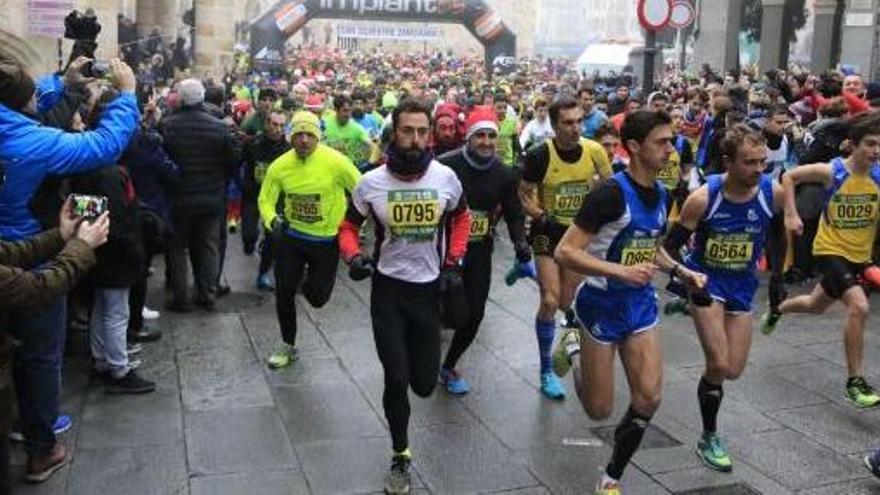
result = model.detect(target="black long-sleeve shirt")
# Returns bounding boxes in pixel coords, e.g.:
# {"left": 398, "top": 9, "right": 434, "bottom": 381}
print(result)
{"left": 437, "top": 147, "right": 527, "bottom": 248}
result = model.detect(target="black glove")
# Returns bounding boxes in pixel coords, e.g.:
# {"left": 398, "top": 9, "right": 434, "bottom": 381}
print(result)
{"left": 439, "top": 266, "right": 464, "bottom": 293}
{"left": 769, "top": 274, "right": 787, "bottom": 312}
{"left": 514, "top": 241, "right": 532, "bottom": 264}
{"left": 439, "top": 265, "right": 468, "bottom": 328}
{"left": 270, "top": 217, "right": 288, "bottom": 243}
{"left": 348, "top": 254, "right": 374, "bottom": 281}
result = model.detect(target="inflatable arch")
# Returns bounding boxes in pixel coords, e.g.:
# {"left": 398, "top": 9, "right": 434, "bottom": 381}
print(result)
{"left": 249, "top": 0, "right": 517, "bottom": 74}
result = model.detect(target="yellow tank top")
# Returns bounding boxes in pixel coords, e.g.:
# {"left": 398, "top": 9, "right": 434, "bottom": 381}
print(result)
{"left": 540, "top": 138, "right": 607, "bottom": 226}
{"left": 813, "top": 159, "right": 880, "bottom": 264}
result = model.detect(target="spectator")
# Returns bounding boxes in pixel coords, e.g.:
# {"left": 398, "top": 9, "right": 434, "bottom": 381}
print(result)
{"left": 0, "top": 202, "right": 109, "bottom": 489}
{"left": 124, "top": 98, "right": 180, "bottom": 343}
{"left": 0, "top": 58, "right": 138, "bottom": 483}
{"left": 159, "top": 78, "right": 241, "bottom": 311}
{"left": 68, "top": 90, "right": 155, "bottom": 393}
{"left": 578, "top": 87, "right": 608, "bottom": 139}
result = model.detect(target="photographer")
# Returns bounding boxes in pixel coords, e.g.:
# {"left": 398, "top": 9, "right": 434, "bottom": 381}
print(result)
{"left": 1, "top": 201, "right": 109, "bottom": 489}
{"left": 0, "top": 57, "right": 138, "bottom": 482}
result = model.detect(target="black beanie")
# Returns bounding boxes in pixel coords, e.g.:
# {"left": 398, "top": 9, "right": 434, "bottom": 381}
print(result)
{"left": 0, "top": 63, "right": 35, "bottom": 111}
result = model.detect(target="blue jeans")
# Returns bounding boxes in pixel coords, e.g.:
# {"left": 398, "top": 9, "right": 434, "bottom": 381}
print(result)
{"left": 9, "top": 296, "right": 66, "bottom": 456}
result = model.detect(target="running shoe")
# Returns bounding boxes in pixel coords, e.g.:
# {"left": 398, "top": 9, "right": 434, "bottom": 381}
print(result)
{"left": 552, "top": 328, "right": 580, "bottom": 378}
{"left": 846, "top": 376, "right": 880, "bottom": 408}
{"left": 267, "top": 346, "right": 297, "bottom": 369}
{"left": 759, "top": 311, "right": 782, "bottom": 336}
{"left": 593, "top": 476, "right": 620, "bottom": 495}
{"left": 863, "top": 451, "right": 880, "bottom": 479}
{"left": 142, "top": 307, "right": 161, "bottom": 320}
{"left": 384, "top": 450, "right": 412, "bottom": 494}
{"left": 696, "top": 431, "right": 733, "bottom": 472}
{"left": 256, "top": 273, "right": 276, "bottom": 292}
{"left": 440, "top": 367, "right": 470, "bottom": 395}
{"left": 504, "top": 260, "right": 537, "bottom": 286}
{"left": 9, "top": 414, "right": 72, "bottom": 443}
{"left": 540, "top": 372, "right": 566, "bottom": 400}
{"left": 126, "top": 342, "right": 144, "bottom": 356}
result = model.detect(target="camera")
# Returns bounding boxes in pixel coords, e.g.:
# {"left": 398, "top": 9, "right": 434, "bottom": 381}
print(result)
{"left": 84, "top": 60, "right": 111, "bottom": 79}
{"left": 64, "top": 9, "right": 101, "bottom": 42}
{"left": 70, "top": 194, "right": 109, "bottom": 221}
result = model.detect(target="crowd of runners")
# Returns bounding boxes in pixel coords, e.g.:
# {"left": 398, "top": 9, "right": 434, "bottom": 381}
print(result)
{"left": 2, "top": 44, "right": 880, "bottom": 495}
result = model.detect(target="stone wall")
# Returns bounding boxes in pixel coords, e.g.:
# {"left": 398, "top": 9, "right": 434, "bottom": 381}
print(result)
{"left": 0, "top": 0, "right": 120, "bottom": 75}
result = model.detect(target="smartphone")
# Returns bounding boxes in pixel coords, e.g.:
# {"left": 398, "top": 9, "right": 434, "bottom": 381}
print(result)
{"left": 70, "top": 194, "right": 108, "bottom": 220}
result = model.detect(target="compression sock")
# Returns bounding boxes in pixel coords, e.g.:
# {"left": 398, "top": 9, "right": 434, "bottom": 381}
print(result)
{"left": 698, "top": 376, "right": 724, "bottom": 434}
{"left": 535, "top": 318, "right": 555, "bottom": 375}
{"left": 606, "top": 406, "right": 651, "bottom": 480}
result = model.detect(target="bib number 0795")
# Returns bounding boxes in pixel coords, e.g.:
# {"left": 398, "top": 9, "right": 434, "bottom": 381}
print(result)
{"left": 391, "top": 202, "right": 437, "bottom": 224}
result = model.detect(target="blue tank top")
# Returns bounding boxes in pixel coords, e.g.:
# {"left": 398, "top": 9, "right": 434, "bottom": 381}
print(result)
{"left": 688, "top": 174, "right": 774, "bottom": 275}
{"left": 587, "top": 171, "right": 668, "bottom": 291}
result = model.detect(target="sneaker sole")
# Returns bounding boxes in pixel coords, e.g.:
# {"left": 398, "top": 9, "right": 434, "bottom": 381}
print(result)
{"left": 695, "top": 446, "right": 733, "bottom": 473}
{"left": 384, "top": 485, "right": 411, "bottom": 495}
{"left": 844, "top": 395, "right": 880, "bottom": 409}
{"left": 105, "top": 386, "right": 156, "bottom": 395}
{"left": 25, "top": 455, "right": 70, "bottom": 483}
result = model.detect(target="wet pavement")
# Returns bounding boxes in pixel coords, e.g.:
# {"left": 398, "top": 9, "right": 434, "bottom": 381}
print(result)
{"left": 9, "top": 229, "right": 880, "bottom": 494}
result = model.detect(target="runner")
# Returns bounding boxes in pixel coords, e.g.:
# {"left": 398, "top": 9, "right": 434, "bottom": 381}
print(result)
{"left": 258, "top": 111, "right": 361, "bottom": 369}
{"left": 436, "top": 107, "right": 530, "bottom": 395}
{"left": 338, "top": 98, "right": 470, "bottom": 495}
{"left": 552, "top": 110, "right": 707, "bottom": 495}
{"left": 241, "top": 110, "right": 289, "bottom": 291}
{"left": 323, "top": 94, "right": 373, "bottom": 169}
{"left": 518, "top": 95, "right": 612, "bottom": 400}
{"left": 660, "top": 124, "right": 785, "bottom": 472}
{"left": 761, "top": 112, "right": 880, "bottom": 408}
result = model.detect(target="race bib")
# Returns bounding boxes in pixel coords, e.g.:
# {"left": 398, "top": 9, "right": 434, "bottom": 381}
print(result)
{"left": 254, "top": 161, "right": 269, "bottom": 184}
{"left": 469, "top": 210, "right": 491, "bottom": 242}
{"left": 657, "top": 163, "right": 680, "bottom": 190}
{"left": 285, "top": 193, "right": 322, "bottom": 224}
{"left": 553, "top": 181, "right": 589, "bottom": 220}
{"left": 620, "top": 237, "right": 656, "bottom": 266}
{"left": 704, "top": 233, "right": 753, "bottom": 270}
{"left": 828, "top": 193, "right": 878, "bottom": 230}
{"left": 387, "top": 189, "right": 440, "bottom": 242}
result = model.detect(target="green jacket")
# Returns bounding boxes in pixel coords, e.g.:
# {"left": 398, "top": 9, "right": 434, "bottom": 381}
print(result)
{"left": 0, "top": 229, "right": 96, "bottom": 434}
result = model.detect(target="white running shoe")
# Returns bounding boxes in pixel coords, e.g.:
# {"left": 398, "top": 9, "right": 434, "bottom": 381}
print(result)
{"left": 142, "top": 307, "right": 161, "bottom": 320}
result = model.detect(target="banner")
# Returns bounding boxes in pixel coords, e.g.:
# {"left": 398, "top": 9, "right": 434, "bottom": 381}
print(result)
{"left": 249, "top": 0, "right": 516, "bottom": 72}
{"left": 336, "top": 23, "right": 441, "bottom": 41}
{"left": 27, "top": 0, "right": 74, "bottom": 38}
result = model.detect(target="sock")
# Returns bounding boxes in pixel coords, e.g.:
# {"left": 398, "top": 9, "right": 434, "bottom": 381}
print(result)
{"left": 606, "top": 406, "right": 651, "bottom": 480}
{"left": 535, "top": 318, "right": 555, "bottom": 374}
{"left": 698, "top": 376, "right": 723, "bottom": 434}
{"left": 600, "top": 471, "right": 619, "bottom": 486}
{"left": 393, "top": 447, "right": 412, "bottom": 460}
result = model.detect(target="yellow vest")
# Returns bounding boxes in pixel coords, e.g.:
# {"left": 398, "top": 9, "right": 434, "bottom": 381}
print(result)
{"left": 813, "top": 160, "right": 880, "bottom": 264}
{"left": 540, "top": 138, "right": 611, "bottom": 226}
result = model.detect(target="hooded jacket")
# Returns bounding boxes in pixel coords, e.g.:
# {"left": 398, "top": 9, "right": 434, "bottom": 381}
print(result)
{"left": 0, "top": 90, "right": 139, "bottom": 241}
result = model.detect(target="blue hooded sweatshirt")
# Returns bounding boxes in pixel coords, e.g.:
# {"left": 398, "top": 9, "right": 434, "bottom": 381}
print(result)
{"left": 0, "top": 88, "right": 139, "bottom": 241}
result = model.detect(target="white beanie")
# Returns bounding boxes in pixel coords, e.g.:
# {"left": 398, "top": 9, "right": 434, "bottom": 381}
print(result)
{"left": 178, "top": 78, "right": 205, "bottom": 106}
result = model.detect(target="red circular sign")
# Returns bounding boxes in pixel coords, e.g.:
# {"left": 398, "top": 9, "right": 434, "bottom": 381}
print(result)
{"left": 668, "top": 0, "right": 695, "bottom": 29}
{"left": 637, "top": 0, "right": 672, "bottom": 31}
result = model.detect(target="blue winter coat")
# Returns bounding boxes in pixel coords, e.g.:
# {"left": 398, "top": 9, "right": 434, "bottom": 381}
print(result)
{"left": 0, "top": 91, "right": 139, "bottom": 241}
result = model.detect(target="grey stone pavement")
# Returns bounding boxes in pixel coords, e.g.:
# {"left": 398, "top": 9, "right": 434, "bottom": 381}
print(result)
{"left": 10, "top": 230, "right": 880, "bottom": 494}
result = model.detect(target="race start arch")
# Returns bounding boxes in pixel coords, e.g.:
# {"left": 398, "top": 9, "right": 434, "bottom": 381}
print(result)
{"left": 249, "top": 0, "right": 516, "bottom": 73}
